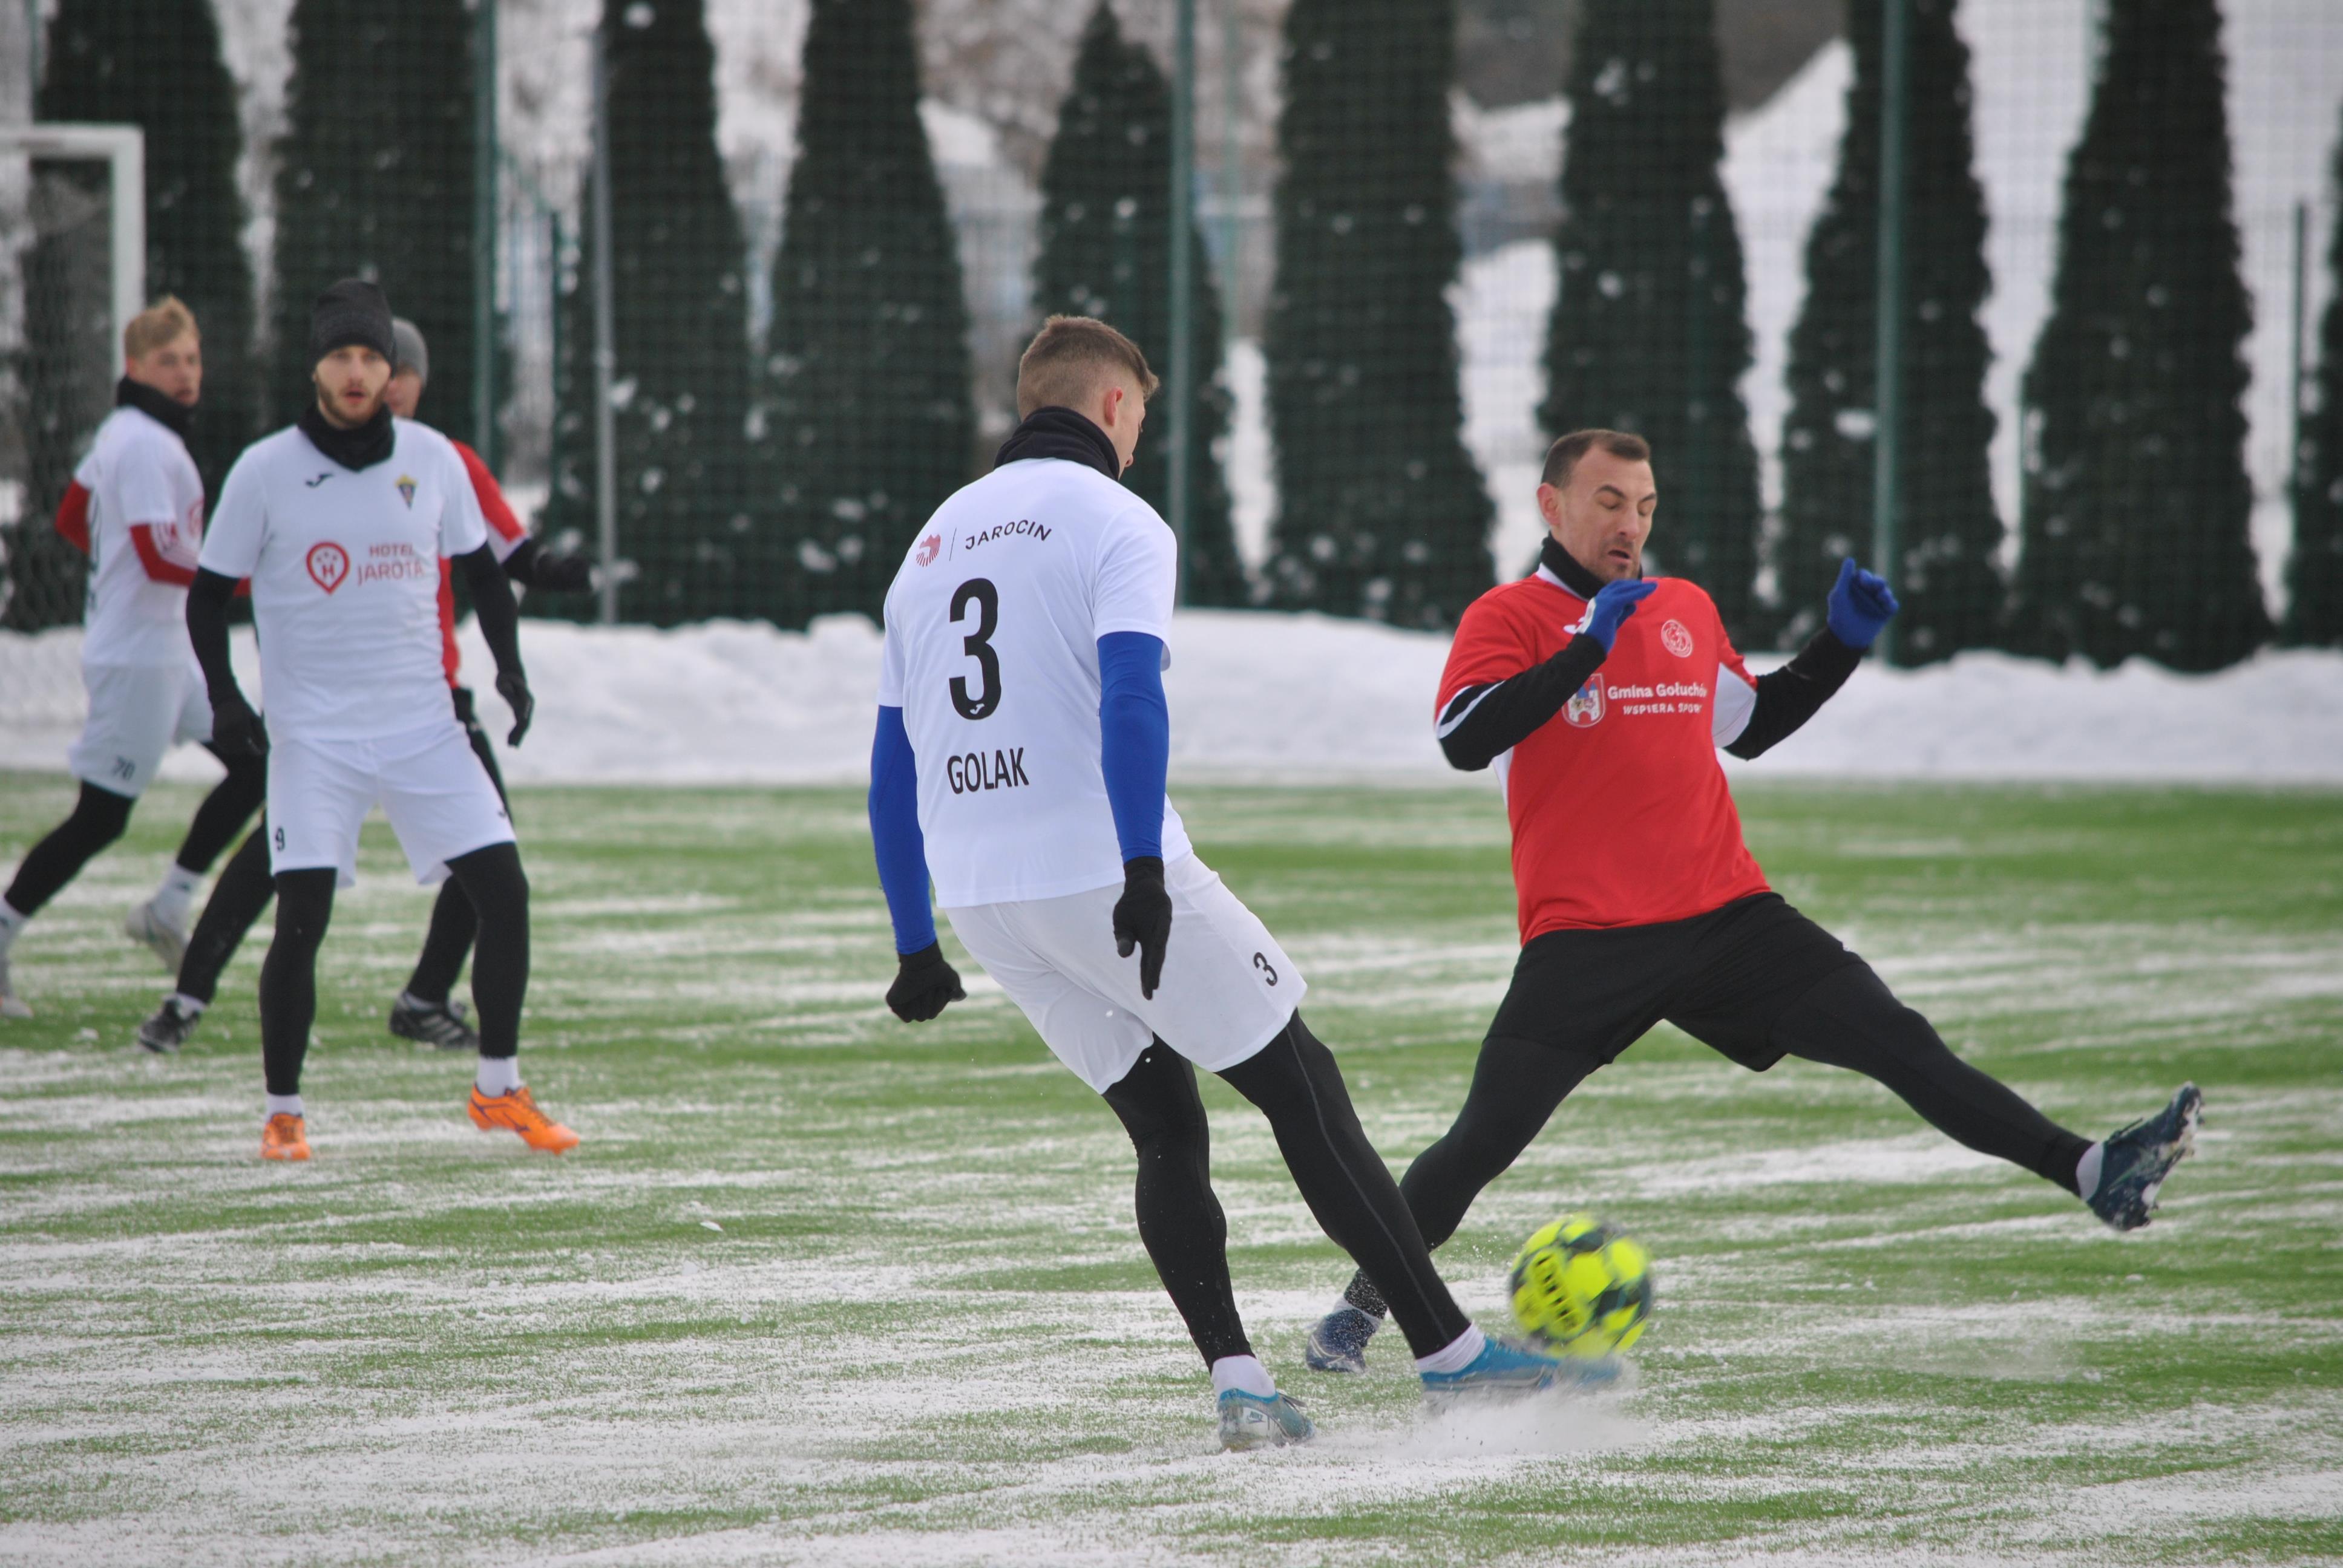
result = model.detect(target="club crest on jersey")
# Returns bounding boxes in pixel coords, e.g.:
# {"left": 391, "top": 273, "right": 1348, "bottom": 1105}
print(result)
{"left": 1564, "top": 678, "right": 1605, "bottom": 728}
{"left": 1660, "top": 618, "right": 1694, "bottom": 658}
{"left": 395, "top": 474, "right": 418, "bottom": 508}
{"left": 916, "top": 534, "right": 941, "bottom": 567}
{"left": 306, "top": 541, "right": 350, "bottom": 595}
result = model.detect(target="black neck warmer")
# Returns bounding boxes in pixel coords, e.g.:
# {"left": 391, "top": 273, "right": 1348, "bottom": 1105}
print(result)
{"left": 298, "top": 399, "right": 396, "bottom": 472}
{"left": 994, "top": 406, "right": 1121, "bottom": 481}
{"left": 116, "top": 377, "right": 195, "bottom": 440}
{"left": 1539, "top": 534, "right": 1616, "bottom": 598}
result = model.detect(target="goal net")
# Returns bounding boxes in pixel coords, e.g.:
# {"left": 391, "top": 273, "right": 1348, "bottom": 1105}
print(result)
{"left": 0, "top": 123, "right": 144, "bottom": 632}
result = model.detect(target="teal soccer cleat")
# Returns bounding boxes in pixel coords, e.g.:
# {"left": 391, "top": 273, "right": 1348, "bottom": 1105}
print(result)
{"left": 1217, "top": 1389, "right": 1314, "bottom": 1451}
{"left": 1420, "top": 1336, "right": 1620, "bottom": 1408}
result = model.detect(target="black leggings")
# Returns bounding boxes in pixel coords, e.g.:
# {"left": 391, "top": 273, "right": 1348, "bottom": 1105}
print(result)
{"left": 1102, "top": 1013, "right": 1470, "bottom": 1364}
{"left": 3, "top": 748, "right": 263, "bottom": 920}
{"left": 174, "top": 825, "right": 275, "bottom": 1004}
{"left": 1344, "top": 963, "right": 2092, "bottom": 1319}
{"left": 5, "top": 782, "right": 133, "bottom": 916}
{"left": 261, "top": 843, "right": 529, "bottom": 1094}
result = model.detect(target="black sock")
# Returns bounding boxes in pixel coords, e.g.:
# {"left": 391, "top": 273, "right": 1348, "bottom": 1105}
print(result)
{"left": 1341, "top": 1031, "right": 1597, "bottom": 1321}
{"left": 1218, "top": 1014, "right": 1472, "bottom": 1361}
{"left": 1101, "top": 1042, "right": 1253, "bottom": 1365}
{"left": 445, "top": 843, "right": 528, "bottom": 1059}
{"left": 404, "top": 878, "right": 477, "bottom": 1005}
{"left": 174, "top": 750, "right": 266, "bottom": 874}
{"left": 260, "top": 870, "right": 336, "bottom": 1096}
{"left": 4, "top": 782, "right": 133, "bottom": 916}
{"left": 173, "top": 826, "right": 276, "bottom": 1006}
{"left": 1775, "top": 964, "right": 2093, "bottom": 1193}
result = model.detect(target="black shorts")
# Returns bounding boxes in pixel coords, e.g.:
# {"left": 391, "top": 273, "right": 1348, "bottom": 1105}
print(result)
{"left": 1486, "top": 892, "right": 1869, "bottom": 1072}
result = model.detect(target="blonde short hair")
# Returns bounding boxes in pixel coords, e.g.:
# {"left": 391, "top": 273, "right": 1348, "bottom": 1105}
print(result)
{"left": 1015, "top": 315, "right": 1158, "bottom": 419}
{"left": 125, "top": 295, "right": 199, "bottom": 361}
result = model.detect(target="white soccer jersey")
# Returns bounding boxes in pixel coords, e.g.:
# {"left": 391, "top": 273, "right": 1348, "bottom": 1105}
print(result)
{"left": 879, "top": 456, "right": 1193, "bottom": 907}
{"left": 76, "top": 405, "right": 206, "bottom": 668}
{"left": 199, "top": 418, "right": 488, "bottom": 742}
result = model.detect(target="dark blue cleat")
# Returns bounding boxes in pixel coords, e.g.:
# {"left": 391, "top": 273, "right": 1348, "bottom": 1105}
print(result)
{"left": 2088, "top": 1083, "right": 2203, "bottom": 1233}
{"left": 1304, "top": 1305, "right": 1380, "bottom": 1374}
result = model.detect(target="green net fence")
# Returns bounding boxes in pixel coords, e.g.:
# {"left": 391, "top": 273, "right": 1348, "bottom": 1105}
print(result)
{"left": 0, "top": 0, "right": 2336, "bottom": 664}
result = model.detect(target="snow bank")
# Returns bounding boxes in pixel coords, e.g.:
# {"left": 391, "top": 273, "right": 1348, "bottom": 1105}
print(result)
{"left": 6, "top": 617, "right": 2338, "bottom": 788}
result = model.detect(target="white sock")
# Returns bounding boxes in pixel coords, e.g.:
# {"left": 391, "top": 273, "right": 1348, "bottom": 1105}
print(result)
{"left": 1414, "top": 1325, "right": 1488, "bottom": 1376}
{"left": 151, "top": 865, "right": 203, "bottom": 924}
{"left": 168, "top": 992, "right": 207, "bottom": 1016}
{"left": 475, "top": 1054, "right": 522, "bottom": 1097}
{"left": 264, "top": 1092, "right": 304, "bottom": 1119}
{"left": 1209, "top": 1354, "right": 1276, "bottom": 1399}
{"left": 0, "top": 899, "right": 27, "bottom": 950}
{"left": 2076, "top": 1142, "right": 2105, "bottom": 1202}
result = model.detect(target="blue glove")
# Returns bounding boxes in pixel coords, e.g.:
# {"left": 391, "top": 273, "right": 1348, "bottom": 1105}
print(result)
{"left": 1580, "top": 578, "right": 1659, "bottom": 652}
{"left": 1825, "top": 558, "right": 1899, "bottom": 648}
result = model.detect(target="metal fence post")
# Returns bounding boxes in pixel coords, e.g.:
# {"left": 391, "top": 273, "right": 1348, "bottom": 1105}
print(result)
{"left": 473, "top": 0, "right": 498, "bottom": 469}
{"left": 1872, "top": 0, "right": 1910, "bottom": 665}
{"left": 1167, "top": 0, "right": 1196, "bottom": 606}
{"left": 591, "top": 21, "right": 619, "bottom": 625}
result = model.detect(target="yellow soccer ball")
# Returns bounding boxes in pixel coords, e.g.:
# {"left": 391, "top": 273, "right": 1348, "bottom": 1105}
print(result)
{"left": 1506, "top": 1212, "right": 1653, "bottom": 1357}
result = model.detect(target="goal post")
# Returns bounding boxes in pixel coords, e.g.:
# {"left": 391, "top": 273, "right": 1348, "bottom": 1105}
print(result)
{"left": 0, "top": 122, "right": 145, "bottom": 630}
{"left": 0, "top": 123, "right": 145, "bottom": 359}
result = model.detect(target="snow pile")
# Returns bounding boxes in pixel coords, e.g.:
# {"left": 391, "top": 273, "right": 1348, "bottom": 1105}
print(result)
{"left": 5, "top": 616, "right": 2338, "bottom": 788}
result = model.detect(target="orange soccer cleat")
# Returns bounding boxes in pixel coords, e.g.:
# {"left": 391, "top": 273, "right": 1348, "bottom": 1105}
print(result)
{"left": 260, "top": 1112, "right": 310, "bottom": 1161}
{"left": 467, "top": 1085, "right": 580, "bottom": 1154}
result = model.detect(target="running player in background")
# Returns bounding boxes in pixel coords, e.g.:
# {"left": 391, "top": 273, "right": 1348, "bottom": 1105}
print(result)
{"left": 1303, "top": 430, "right": 2202, "bottom": 1376}
{"left": 0, "top": 298, "right": 265, "bottom": 1019}
{"left": 135, "top": 318, "right": 593, "bottom": 1056}
{"left": 871, "top": 317, "right": 1591, "bottom": 1452}
{"left": 185, "top": 280, "right": 575, "bottom": 1160}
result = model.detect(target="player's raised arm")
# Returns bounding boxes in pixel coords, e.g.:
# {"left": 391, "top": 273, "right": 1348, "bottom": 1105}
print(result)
{"left": 1435, "top": 579, "right": 1654, "bottom": 771}
{"left": 1717, "top": 557, "right": 1897, "bottom": 759}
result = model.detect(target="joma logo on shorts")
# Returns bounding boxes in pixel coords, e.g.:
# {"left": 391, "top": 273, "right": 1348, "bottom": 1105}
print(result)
{"left": 946, "top": 748, "right": 1030, "bottom": 795}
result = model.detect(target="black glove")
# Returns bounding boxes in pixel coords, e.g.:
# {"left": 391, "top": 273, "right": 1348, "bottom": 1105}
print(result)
{"left": 886, "top": 942, "right": 965, "bottom": 1022}
{"left": 508, "top": 537, "right": 597, "bottom": 593}
{"left": 495, "top": 668, "right": 534, "bottom": 747}
{"left": 210, "top": 688, "right": 267, "bottom": 758}
{"left": 1112, "top": 855, "right": 1173, "bottom": 1000}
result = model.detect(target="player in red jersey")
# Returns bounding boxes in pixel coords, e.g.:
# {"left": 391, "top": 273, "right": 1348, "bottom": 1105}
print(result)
{"left": 1303, "top": 430, "right": 2203, "bottom": 1374}
{"left": 134, "top": 319, "right": 592, "bottom": 1056}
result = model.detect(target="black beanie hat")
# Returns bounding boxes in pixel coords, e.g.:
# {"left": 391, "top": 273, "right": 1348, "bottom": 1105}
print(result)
{"left": 308, "top": 278, "right": 396, "bottom": 368}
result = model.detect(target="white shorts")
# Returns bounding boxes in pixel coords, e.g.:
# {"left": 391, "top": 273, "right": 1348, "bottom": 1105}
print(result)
{"left": 943, "top": 852, "right": 1305, "bottom": 1094}
{"left": 266, "top": 719, "right": 514, "bottom": 889}
{"left": 68, "top": 661, "right": 211, "bottom": 797}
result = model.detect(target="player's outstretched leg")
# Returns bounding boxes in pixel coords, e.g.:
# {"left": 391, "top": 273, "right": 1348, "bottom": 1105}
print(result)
{"left": 256, "top": 868, "right": 336, "bottom": 1160}
{"left": 1772, "top": 965, "right": 2201, "bottom": 1232}
{"left": 139, "top": 822, "right": 275, "bottom": 1053}
{"left": 447, "top": 843, "right": 575, "bottom": 1153}
{"left": 388, "top": 880, "right": 482, "bottom": 1050}
{"left": 1220, "top": 1014, "right": 1593, "bottom": 1403}
{"left": 127, "top": 745, "right": 265, "bottom": 973}
{"left": 1307, "top": 1031, "right": 1599, "bottom": 1374}
{"left": 1101, "top": 1042, "right": 1314, "bottom": 1450}
{"left": 0, "top": 782, "right": 137, "bottom": 1018}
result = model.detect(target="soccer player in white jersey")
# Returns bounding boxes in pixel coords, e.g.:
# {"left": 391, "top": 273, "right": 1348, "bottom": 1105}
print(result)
{"left": 868, "top": 317, "right": 1590, "bottom": 1451}
{"left": 0, "top": 297, "right": 266, "bottom": 1019}
{"left": 186, "top": 279, "right": 577, "bottom": 1161}
{"left": 131, "top": 318, "right": 595, "bottom": 1057}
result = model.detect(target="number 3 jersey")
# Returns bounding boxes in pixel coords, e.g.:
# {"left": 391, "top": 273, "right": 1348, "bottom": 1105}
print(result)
{"left": 198, "top": 418, "right": 488, "bottom": 743}
{"left": 879, "top": 456, "right": 1193, "bottom": 907}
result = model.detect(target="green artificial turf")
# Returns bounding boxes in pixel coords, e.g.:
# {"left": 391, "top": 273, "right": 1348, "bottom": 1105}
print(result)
{"left": 1, "top": 775, "right": 2337, "bottom": 1566}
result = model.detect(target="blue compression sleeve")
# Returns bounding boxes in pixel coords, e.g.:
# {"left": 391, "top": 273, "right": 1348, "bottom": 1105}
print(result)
{"left": 868, "top": 705, "right": 937, "bottom": 954}
{"left": 1098, "top": 632, "right": 1170, "bottom": 863}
